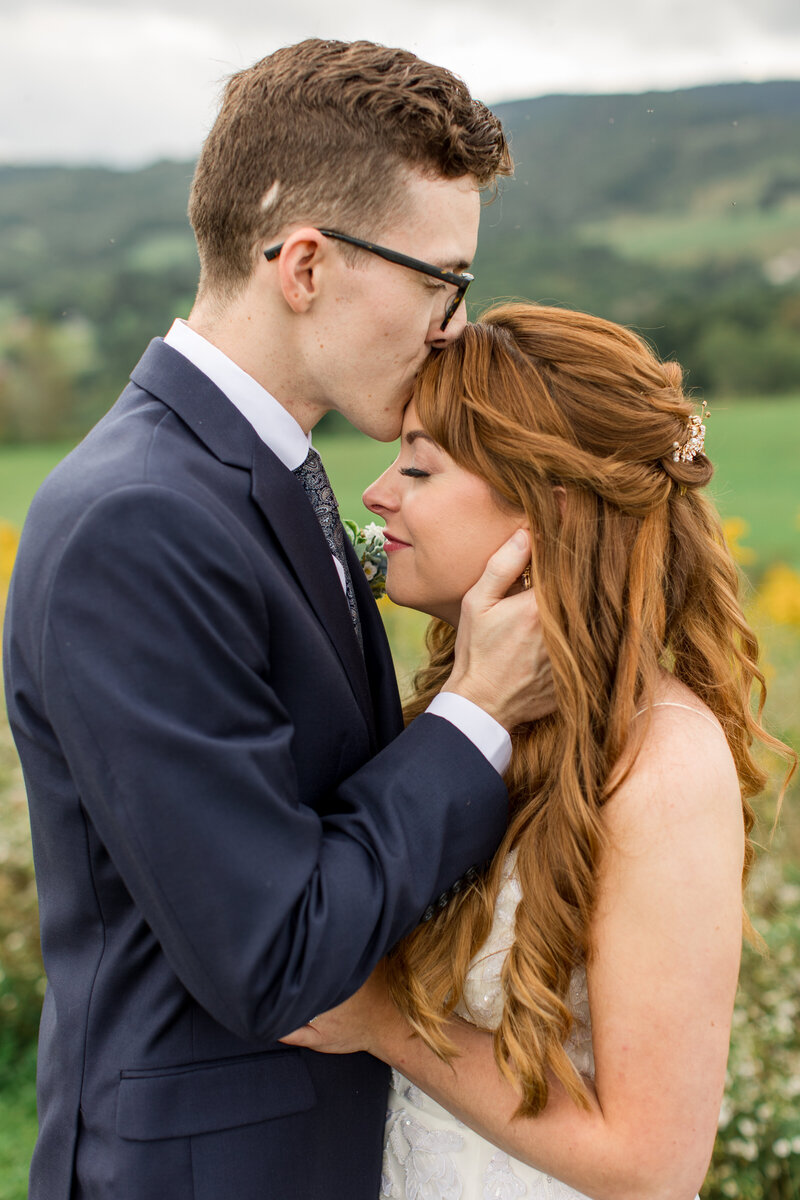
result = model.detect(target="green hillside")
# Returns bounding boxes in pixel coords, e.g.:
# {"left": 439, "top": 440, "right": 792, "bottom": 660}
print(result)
{"left": 1, "top": 81, "right": 799, "bottom": 440}
{"left": 490, "top": 82, "right": 800, "bottom": 225}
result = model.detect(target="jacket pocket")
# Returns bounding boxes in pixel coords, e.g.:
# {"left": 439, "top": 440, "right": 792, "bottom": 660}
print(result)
{"left": 116, "top": 1050, "right": 316, "bottom": 1141}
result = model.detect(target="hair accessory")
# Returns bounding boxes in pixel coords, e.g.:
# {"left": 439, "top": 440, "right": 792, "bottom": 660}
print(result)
{"left": 521, "top": 564, "right": 532, "bottom": 591}
{"left": 673, "top": 402, "right": 708, "bottom": 463}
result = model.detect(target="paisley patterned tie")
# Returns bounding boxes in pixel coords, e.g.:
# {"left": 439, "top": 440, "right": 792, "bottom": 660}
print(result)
{"left": 293, "top": 448, "right": 363, "bottom": 650}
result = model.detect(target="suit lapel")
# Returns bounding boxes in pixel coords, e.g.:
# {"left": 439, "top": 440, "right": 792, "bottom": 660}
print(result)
{"left": 250, "top": 440, "right": 375, "bottom": 737}
{"left": 345, "top": 538, "right": 404, "bottom": 745}
{"left": 130, "top": 339, "right": 377, "bottom": 737}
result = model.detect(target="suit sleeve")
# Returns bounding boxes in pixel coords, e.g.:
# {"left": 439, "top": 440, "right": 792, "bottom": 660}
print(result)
{"left": 42, "top": 484, "right": 507, "bottom": 1041}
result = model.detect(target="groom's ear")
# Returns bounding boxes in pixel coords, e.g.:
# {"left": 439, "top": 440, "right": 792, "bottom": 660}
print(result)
{"left": 269, "top": 227, "right": 327, "bottom": 314}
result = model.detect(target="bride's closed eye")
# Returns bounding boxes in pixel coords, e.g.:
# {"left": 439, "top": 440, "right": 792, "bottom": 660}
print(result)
{"left": 399, "top": 467, "right": 430, "bottom": 479}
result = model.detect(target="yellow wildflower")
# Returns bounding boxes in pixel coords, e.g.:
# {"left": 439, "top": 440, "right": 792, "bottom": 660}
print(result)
{"left": 722, "top": 517, "right": 756, "bottom": 566}
{"left": 0, "top": 521, "right": 20, "bottom": 600}
{"left": 757, "top": 563, "right": 800, "bottom": 629}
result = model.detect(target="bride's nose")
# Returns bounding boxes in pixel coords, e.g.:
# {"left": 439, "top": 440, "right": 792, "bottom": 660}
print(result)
{"left": 362, "top": 465, "right": 399, "bottom": 517}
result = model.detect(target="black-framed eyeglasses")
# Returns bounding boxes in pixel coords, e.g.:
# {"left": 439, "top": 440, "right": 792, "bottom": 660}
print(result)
{"left": 263, "top": 228, "right": 474, "bottom": 331}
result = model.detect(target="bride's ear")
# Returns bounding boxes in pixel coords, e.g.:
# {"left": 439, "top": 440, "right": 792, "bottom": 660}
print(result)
{"left": 552, "top": 485, "right": 567, "bottom": 518}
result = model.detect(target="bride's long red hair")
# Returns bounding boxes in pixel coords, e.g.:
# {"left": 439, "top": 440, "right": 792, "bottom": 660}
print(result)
{"left": 385, "top": 303, "right": 794, "bottom": 1116}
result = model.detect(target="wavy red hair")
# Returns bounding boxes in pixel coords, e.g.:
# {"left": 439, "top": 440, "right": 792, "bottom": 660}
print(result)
{"left": 385, "top": 303, "right": 795, "bottom": 1116}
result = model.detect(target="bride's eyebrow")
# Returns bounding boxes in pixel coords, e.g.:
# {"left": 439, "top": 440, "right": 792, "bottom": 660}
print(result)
{"left": 404, "top": 430, "right": 438, "bottom": 447}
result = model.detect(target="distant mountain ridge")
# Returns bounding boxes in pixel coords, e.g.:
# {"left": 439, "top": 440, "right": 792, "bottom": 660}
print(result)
{"left": 1, "top": 79, "right": 798, "bottom": 287}
{"left": 1, "top": 80, "right": 799, "bottom": 437}
{"left": 488, "top": 79, "right": 800, "bottom": 226}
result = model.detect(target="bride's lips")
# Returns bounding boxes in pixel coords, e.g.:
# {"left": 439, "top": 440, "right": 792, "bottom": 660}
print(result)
{"left": 383, "top": 532, "right": 411, "bottom": 553}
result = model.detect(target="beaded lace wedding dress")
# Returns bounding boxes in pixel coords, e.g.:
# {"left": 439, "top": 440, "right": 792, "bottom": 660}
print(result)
{"left": 382, "top": 701, "right": 716, "bottom": 1199}
{"left": 381, "top": 851, "right": 595, "bottom": 1200}
{"left": 381, "top": 851, "right": 704, "bottom": 1200}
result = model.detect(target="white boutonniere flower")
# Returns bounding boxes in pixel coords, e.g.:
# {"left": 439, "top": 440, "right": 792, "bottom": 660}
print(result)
{"left": 343, "top": 520, "right": 387, "bottom": 600}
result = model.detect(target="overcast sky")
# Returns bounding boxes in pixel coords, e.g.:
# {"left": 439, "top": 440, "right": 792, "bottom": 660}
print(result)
{"left": 3, "top": 0, "right": 800, "bottom": 166}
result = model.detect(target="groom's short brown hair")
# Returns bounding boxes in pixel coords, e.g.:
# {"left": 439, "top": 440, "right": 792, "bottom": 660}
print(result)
{"left": 188, "top": 38, "right": 512, "bottom": 298}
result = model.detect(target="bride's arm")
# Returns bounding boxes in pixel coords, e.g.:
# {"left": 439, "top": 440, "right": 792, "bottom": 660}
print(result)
{"left": 285, "top": 708, "right": 745, "bottom": 1200}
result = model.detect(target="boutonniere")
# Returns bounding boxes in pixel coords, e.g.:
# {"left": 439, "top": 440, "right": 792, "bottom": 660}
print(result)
{"left": 343, "top": 520, "right": 387, "bottom": 600}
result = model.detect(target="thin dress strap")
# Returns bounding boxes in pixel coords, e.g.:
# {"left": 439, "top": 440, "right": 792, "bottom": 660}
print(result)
{"left": 634, "top": 700, "right": 725, "bottom": 736}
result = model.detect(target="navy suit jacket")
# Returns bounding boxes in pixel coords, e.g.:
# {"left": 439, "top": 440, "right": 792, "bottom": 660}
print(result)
{"left": 2, "top": 339, "right": 508, "bottom": 1200}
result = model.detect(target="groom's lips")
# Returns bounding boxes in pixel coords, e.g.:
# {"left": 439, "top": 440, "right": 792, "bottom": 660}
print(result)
{"left": 383, "top": 532, "right": 410, "bottom": 552}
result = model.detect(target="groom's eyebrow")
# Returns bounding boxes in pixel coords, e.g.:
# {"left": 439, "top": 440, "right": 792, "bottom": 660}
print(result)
{"left": 435, "top": 258, "right": 471, "bottom": 272}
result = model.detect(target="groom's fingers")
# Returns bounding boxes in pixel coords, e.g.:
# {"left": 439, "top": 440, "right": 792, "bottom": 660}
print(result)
{"left": 279, "top": 1024, "right": 321, "bottom": 1047}
{"left": 465, "top": 529, "right": 531, "bottom": 612}
{"left": 278, "top": 1021, "right": 360, "bottom": 1056}
{"left": 444, "top": 527, "right": 557, "bottom": 729}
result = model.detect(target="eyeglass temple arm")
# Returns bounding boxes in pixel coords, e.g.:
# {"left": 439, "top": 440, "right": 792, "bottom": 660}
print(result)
{"left": 263, "top": 230, "right": 472, "bottom": 288}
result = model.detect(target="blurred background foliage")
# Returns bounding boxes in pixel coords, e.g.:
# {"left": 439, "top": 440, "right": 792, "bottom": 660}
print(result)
{"left": 0, "top": 78, "right": 799, "bottom": 1199}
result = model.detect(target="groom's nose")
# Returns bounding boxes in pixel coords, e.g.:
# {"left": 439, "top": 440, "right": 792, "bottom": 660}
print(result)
{"left": 426, "top": 296, "right": 469, "bottom": 348}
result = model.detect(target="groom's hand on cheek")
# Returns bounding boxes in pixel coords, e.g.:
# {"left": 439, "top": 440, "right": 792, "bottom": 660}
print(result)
{"left": 442, "top": 530, "right": 556, "bottom": 731}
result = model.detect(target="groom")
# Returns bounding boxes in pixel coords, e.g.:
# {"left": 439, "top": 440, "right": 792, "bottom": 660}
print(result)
{"left": 3, "top": 39, "right": 548, "bottom": 1200}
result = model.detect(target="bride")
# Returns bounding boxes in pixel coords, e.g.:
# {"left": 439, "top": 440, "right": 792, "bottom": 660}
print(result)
{"left": 282, "top": 303, "right": 792, "bottom": 1199}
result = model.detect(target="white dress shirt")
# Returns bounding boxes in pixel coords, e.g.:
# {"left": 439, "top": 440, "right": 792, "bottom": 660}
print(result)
{"left": 163, "top": 319, "right": 511, "bottom": 774}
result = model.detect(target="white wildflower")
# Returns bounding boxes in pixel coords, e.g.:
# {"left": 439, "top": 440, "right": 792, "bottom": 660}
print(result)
{"left": 728, "top": 1139, "right": 758, "bottom": 1161}
{"left": 362, "top": 523, "right": 386, "bottom": 543}
{"left": 778, "top": 883, "right": 800, "bottom": 906}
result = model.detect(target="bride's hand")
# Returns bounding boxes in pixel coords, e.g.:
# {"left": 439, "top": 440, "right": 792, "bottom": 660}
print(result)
{"left": 278, "top": 962, "right": 403, "bottom": 1057}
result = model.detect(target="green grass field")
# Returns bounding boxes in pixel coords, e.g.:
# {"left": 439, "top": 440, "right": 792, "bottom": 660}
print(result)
{"left": 705, "top": 394, "right": 800, "bottom": 570}
{"left": 0, "top": 441, "right": 77, "bottom": 528}
{"left": 2, "top": 394, "right": 798, "bottom": 570}
{"left": 580, "top": 203, "right": 800, "bottom": 266}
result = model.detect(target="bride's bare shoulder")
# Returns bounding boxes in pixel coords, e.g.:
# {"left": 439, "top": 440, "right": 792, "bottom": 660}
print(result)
{"left": 605, "top": 675, "right": 743, "bottom": 852}
{"left": 632, "top": 674, "right": 732, "bottom": 761}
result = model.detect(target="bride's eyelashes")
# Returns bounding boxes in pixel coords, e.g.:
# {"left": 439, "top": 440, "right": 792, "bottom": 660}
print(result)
{"left": 399, "top": 467, "right": 430, "bottom": 479}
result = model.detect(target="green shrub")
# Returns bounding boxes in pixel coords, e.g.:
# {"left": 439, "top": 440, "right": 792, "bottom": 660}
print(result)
{"left": 703, "top": 862, "right": 800, "bottom": 1198}
{"left": 0, "top": 1040, "right": 37, "bottom": 1200}
{"left": 0, "top": 723, "right": 43, "bottom": 1050}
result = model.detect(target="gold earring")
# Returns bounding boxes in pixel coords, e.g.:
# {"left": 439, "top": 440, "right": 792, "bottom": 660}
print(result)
{"left": 522, "top": 564, "right": 532, "bottom": 590}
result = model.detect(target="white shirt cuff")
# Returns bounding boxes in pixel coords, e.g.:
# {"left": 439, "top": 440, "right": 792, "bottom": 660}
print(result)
{"left": 425, "top": 693, "right": 512, "bottom": 776}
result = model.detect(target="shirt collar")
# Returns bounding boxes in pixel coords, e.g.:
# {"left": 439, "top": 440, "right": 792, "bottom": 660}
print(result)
{"left": 163, "top": 318, "right": 311, "bottom": 471}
